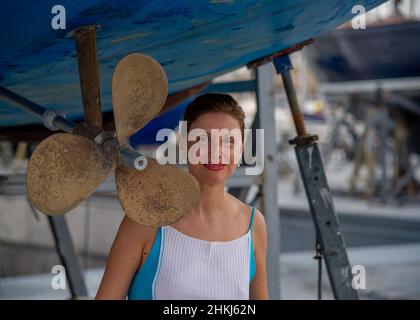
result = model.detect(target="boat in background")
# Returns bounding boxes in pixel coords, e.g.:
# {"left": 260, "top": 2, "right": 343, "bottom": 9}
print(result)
{"left": 306, "top": 19, "right": 420, "bottom": 82}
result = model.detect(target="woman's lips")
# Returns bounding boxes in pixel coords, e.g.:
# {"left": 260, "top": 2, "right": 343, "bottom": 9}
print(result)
{"left": 203, "top": 164, "right": 226, "bottom": 172}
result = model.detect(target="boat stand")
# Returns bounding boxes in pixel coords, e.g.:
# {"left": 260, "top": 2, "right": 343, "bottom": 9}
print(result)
{"left": 277, "top": 54, "right": 358, "bottom": 299}
{"left": 249, "top": 42, "right": 359, "bottom": 299}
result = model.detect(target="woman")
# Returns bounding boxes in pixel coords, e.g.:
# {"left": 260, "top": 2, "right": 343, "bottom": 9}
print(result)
{"left": 95, "top": 93, "right": 269, "bottom": 300}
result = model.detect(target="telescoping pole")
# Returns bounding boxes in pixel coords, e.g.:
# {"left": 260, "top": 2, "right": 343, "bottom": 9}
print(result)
{"left": 273, "top": 54, "right": 359, "bottom": 300}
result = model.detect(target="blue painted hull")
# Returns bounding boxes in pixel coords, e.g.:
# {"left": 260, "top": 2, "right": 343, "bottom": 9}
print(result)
{"left": 0, "top": 0, "right": 385, "bottom": 128}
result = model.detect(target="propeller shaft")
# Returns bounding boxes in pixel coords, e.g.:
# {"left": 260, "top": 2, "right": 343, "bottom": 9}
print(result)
{"left": 73, "top": 25, "right": 103, "bottom": 133}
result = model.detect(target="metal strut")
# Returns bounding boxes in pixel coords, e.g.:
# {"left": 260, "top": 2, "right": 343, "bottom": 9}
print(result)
{"left": 247, "top": 39, "right": 358, "bottom": 299}
{"left": 274, "top": 54, "right": 359, "bottom": 300}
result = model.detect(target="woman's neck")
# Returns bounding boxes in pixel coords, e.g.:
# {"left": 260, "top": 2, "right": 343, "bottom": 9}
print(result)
{"left": 195, "top": 183, "right": 227, "bottom": 219}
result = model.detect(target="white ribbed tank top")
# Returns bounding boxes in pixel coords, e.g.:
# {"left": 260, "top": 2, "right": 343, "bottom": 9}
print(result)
{"left": 154, "top": 224, "right": 251, "bottom": 299}
{"left": 127, "top": 207, "right": 256, "bottom": 300}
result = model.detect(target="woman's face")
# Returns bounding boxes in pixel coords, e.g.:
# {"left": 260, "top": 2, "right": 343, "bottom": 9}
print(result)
{"left": 186, "top": 112, "right": 243, "bottom": 187}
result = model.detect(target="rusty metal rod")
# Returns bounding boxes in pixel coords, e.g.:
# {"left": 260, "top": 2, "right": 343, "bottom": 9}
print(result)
{"left": 280, "top": 70, "right": 307, "bottom": 137}
{"left": 73, "top": 25, "right": 103, "bottom": 133}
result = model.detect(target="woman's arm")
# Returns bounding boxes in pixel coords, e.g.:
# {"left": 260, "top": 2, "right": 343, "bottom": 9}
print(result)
{"left": 249, "top": 209, "right": 269, "bottom": 300}
{"left": 95, "top": 215, "right": 156, "bottom": 299}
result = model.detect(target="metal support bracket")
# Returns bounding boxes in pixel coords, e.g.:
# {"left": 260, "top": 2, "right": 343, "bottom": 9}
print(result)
{"left": 273, "top": 53, "right": 359, "bottom": 300}
{"left": 294, "top": 142, "right": 358, "bottom": 299}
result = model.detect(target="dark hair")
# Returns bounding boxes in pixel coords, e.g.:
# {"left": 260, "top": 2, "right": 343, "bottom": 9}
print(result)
{"left": 183, "top": 93, "right": 245, "bottom": 140}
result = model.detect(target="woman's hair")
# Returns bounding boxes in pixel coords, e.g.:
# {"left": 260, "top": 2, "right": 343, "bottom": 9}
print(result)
{"left": 183, "top": 93, "right": 245, "bottom": 140}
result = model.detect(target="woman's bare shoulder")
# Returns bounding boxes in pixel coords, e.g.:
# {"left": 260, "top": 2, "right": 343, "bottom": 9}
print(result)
{"left": 249, "top": 208, "right": 267, "bottom": 250}
{"left": 248, "top": 206, "right": 266, "bottom": 232}
{"left": 252, "top": 208, "right": 266, "bottom": 230}
{"left": 116, "top": 215, "right": 158, "bottom": 247}
{"left": 227, "top": 193, "right": 263, "bottom": 226}
{"left": 228, "top": 194, "right": 265, "bottom": 230}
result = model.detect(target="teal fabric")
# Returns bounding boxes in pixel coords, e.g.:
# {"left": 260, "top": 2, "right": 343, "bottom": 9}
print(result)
{"left": 127, "top": 227, "right": 162, "bottom": 300}
{"left": 250, "top": 207, "right": 256, "bottom": 282}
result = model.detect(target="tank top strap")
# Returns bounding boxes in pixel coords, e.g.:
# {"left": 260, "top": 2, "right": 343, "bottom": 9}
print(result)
{"left": 248, "top": 207, "right": 256, "bottom": 232}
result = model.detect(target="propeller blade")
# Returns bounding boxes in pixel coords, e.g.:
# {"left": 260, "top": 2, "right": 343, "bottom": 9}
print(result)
{"left": 27, "top": 133, "right": 114, "bottom": 215}
{"left": 115, "top": 159, "right": 200, "bottom": 227}
{"left": 112, "top": 53, "right": 168, "bottom": 142}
